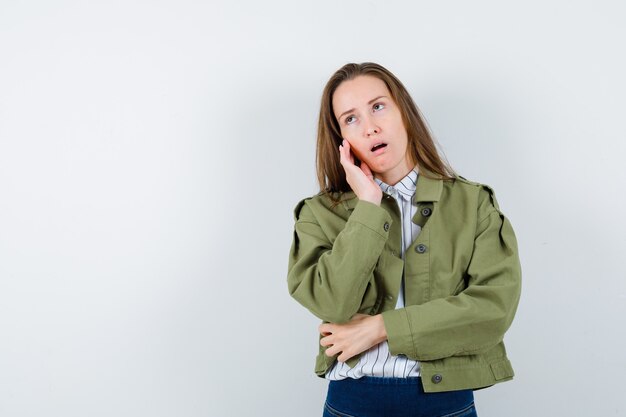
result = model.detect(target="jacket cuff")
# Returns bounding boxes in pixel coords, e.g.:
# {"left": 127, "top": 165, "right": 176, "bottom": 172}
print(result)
{"left": 381, "top": 308, "right": 416, "bottom": 358}
{"left": 347, "top": 200, "right": 393, "bottom": 239}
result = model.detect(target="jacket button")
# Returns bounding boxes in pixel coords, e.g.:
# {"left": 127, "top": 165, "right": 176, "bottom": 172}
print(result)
{"left": 432, "top": 374, "right": 443, "bottom": 384}
{"left": 415, "top": 244, "right": 427, "bottom": 253}
{"left": 421, "top": 207, "right": 432, "bottom": 217}
{"left": 383, "top": 222, "right": 390, "bottom": 231}
{"left": 386, "top": 295, "right": 394, "bottom": 301}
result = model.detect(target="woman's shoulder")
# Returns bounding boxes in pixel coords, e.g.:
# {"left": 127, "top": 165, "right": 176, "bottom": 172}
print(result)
{"left": 449, "top": 174, "right": 504, "bottom": 215}
{"left": 452, "top": 173, "right": 488, "bottom": 188}
{"left": 291, "top": 190, "right": 354, "bottom": 222}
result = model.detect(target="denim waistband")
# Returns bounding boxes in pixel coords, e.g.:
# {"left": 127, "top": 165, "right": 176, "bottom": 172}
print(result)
{"left": 325, "top": 375, "right": 475, "bottom": 417}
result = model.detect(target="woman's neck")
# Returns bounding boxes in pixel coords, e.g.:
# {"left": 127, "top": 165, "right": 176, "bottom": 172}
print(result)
{"left": 375, "top": 161, "right": 418, "bottom": 186}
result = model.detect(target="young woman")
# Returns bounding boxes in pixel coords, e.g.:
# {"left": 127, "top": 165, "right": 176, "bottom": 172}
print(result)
{"left": 287, "top": 62, "right": 522, "bottom": 417}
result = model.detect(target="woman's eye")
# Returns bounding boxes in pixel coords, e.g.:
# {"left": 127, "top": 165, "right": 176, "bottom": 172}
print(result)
{"left": 345, "top": 116, "right": 356, "bottom": 124}
{"left": 373, "top": 103, "right": 385, "bottom": 111}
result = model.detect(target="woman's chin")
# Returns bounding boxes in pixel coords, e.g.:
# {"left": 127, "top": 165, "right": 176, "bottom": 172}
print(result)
{"left": 365, "top": 159, "right": 389, "bottom": 173}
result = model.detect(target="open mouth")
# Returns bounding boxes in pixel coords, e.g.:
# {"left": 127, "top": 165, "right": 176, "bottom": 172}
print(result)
{"left": 371, "top": 142, "right": 387, "bottom": 152}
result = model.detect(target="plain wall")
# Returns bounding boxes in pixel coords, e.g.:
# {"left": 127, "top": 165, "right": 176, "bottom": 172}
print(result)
{"left": 1, "top": 1, "right": 625, "bottom": 416}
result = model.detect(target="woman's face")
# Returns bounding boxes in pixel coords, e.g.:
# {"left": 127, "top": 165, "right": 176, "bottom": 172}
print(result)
{"left": 332, "top": 75, "right": 414, "bottom": 183}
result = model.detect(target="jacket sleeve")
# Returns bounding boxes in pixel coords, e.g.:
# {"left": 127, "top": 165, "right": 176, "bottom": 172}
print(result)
{"left": 381, "top": 186, "right": 522, "bottom": 361}
{"left": 287, "top": 198, "right": 392, "bottom": 324}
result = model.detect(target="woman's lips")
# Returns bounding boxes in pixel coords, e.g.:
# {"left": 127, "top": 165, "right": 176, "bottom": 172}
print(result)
{"left": 371, "top": 143, "right": 388, "bottom": 155}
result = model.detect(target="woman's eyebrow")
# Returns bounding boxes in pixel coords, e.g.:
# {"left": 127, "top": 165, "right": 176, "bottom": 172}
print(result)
{"left": 337, "top": 95, "right": 388, "bottom": 120}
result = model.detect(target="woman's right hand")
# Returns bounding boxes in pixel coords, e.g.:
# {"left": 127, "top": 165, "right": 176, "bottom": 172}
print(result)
{"left": 339, "top": 139, "right": 382, "bottom": 206}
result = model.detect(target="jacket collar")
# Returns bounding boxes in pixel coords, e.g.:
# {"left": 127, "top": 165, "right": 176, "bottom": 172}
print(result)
{"left": 412, "top": 166, "right": 443, "bottom": 204}
{"left": 340, "top": 166, "right": 443, "bottom": 211}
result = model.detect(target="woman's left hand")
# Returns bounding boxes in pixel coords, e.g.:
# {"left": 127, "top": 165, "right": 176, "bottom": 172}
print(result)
{"left": 319, "top": 313, "right": 388, "bottom": 363}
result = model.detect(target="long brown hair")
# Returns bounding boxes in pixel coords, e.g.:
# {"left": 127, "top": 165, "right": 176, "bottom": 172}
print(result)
{"left": 316, "top": 62, "right": 456, "bottom": 203}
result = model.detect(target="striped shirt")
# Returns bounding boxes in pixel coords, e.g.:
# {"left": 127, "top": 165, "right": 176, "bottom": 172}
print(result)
{"left": 325, "top": 166, "right": 422, "bottom": 380}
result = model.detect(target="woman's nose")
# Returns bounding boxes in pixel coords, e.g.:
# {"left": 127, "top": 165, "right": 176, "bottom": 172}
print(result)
{"left": 364, "top": 115, "right": 380, "bottom": 136}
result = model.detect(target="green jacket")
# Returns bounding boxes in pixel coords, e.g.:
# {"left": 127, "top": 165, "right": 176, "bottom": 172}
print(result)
{"left": 286, "top": 169, "right": 522, "bottom": 392}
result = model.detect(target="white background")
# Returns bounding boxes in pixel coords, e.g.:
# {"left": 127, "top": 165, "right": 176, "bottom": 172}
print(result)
{"left": 1, "top": 1, "right": 625, "bottom": 416}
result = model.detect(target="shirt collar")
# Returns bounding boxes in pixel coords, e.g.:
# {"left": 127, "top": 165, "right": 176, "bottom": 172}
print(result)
{"left": 374, "top": 166, "right": 419, "bottom": 200}
{"left": 338, "top": 165, "right": 444, "bottom": 211}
